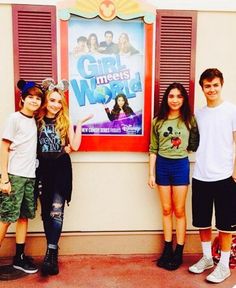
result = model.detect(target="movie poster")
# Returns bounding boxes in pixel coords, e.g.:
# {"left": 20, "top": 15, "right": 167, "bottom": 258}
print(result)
{"left": 68, "top": 16, "right": 145, "bottom": 135}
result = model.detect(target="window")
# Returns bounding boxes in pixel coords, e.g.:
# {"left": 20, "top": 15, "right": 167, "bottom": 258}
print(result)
{"left": 12, "top": 4, "right": 57, "bottom": 110}
{"left": 154, "top": 10, "right": 197, "bottom": 115}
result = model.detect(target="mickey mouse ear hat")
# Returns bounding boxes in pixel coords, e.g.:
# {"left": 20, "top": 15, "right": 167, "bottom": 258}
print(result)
{"left": 17, "top": 79, "right": 38, "bottom": 98}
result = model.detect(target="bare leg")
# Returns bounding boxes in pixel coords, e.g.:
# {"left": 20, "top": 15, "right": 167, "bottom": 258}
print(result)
{"left": 199, "top": 228, "right": 212, "bottom": 242}
{"left": 157, "top": 185, "right": 173, "bottom": 242}
{"left": 16, "top": 218, "right": 28, "bottom": 244}
{"left": 172, "top": 185, "right": 188, "bottom": 245}
{"left": 219, "top": 232, "right": 232, "bottom": 252}
{"left": 0, "top": 221, "right": 10, "bottom": 246}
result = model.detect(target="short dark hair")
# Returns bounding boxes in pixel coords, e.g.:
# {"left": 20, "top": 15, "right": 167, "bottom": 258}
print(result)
{"left": 105, "top": 31, "right": 113, "bottom": 37}
{"left": 77, "top": 36, "right": 87, "bottom": 43}
{"left": 199, "top": 68, "right": 224, "bottom": 88}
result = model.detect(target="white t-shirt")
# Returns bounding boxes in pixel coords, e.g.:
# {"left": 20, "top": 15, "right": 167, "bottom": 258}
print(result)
{"left": 2, "top": 111, "right": 37, "bottom": 178}
{"left": 193, "top": 101, "right": 236, "bottom": 181}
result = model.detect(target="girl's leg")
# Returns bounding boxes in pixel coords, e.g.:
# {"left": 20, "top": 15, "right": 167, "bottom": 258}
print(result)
{"left": 40, "top": 193, "right": 51, "bottom": 244}
{"left": 165, "top": 185, "right": 188, "bottom": 270}
{"left": 157, "top": 185, "right": 173, "bottom": 242}
{"left": 40, "top": 192, "right": 65, "bottom": 247}
{"left": 172, "top": 185, "right": 188, "bottom": 245}
{"left": 46, "top": 192, "right": 65, "bottom": 247}
{"left": 156, "top": 185, "right": 174, "bottom": 268}
{"left": 41, "top": 192, "right": 65, "bottom": 276}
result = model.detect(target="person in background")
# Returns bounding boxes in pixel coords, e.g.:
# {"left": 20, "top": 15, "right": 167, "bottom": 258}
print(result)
{"left": 118, "top": 32, "right": 139, "bottom": 56}
{"left": 72, "top": 36, "right": 88, "bottom": 58}
{"left": 36, "top": 78, "right": 92, "bottom": 276}
{"left": 189, "top": 68, "right": 236, "bottom": 283}
{"left": 98, "top": 30, "right": 119, "bottom": 54}
{"left": 148, "top": 82, "right": 199, "bottom": 271}
{"left": 104, "top": 93, "right": 135, "bottom": 122}
{"left": 87, "top": 33, "right": 100, "bottom": 54}
{"left": 0, "top": 79, "right": 44, "bottom": 273}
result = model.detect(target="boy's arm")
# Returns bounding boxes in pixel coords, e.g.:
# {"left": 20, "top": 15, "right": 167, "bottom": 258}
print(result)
{"left": 0, "top": 139, "right": 11, "bottom": 194}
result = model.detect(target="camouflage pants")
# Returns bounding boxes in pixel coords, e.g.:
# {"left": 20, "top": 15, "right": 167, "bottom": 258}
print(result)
{"left": 0, "top": 174, "right": 36, "bottom": 223}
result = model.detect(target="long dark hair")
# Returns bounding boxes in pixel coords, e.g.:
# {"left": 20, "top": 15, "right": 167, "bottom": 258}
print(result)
{"left": 156, "top": 82, "right": 192, "bottom": 129}
{"left": 111, "top": 94, "right": 134, "bottom": 117}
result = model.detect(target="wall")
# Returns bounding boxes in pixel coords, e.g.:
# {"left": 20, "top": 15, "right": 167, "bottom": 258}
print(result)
{"left": 194, "top": 11, "right": 236, "bottom": 109}
{"left": 1, "top": 3, "right": 236, "bottom": 255}
{"left": 0, "top": 5, "right": 14, "bottom": 136}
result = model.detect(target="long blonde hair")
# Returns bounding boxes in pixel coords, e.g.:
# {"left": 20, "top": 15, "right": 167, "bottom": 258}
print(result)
{"left": 37, "top": 89, "right": 70, "bottom": 141}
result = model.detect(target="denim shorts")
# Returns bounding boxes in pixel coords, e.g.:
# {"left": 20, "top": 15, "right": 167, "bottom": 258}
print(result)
{"left": 155, "top": 154, "right": 190, "bottom": 186}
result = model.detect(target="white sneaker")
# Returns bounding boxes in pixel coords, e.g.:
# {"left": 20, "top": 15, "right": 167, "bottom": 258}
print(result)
{"left": 206, "top": 262, "right": 231, "bottom": 283}
{"left": 189, "top": 255, "right": 214, "bottom": 274}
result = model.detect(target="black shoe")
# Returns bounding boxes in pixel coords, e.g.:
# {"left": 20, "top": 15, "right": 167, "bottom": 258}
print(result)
{"left": 13, "top": 253, "right": 38, "bottom": 274}
{"left": 165, "top": 255, "right": 183, "bottom": 270}
{"left": 156, "top": 241, "right": 173, "bottom": 268}
{"left": 41, "top": 248, "right": 59, "bottom": 276}
{"left": 165, "top": 243, "right": 184, "bottom": 270}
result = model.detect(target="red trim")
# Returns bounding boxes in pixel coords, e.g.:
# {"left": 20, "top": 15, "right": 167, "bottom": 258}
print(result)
{"left": 60, "top": 20, "right": 153, "bottom": 152}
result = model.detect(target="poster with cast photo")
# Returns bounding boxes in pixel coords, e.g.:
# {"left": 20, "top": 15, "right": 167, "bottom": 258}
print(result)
{"left": 68, "top": 16, "right": 145, "bottom": 135}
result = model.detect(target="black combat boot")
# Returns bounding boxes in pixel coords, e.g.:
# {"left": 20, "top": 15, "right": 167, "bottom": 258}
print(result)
{"left": 41, "top": 247, "right": 59, "bottom": 276}
{"left": 165, "top": 243, "right": 184, "bottom": 270}
{"left": 156, "top": 241, "right": 173, "bottom": 268}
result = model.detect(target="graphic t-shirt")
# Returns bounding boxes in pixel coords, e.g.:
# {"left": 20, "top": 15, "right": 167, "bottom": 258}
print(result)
{"left": 149, "top": 117, "right": 192, "bottom": 159}
{"left": 38, "top": 117, "right": 66, "bottom": 159}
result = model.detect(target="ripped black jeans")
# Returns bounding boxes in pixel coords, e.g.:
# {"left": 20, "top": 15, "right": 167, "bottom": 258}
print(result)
{"left": 40, "top": 191, "right": 65, "bottom": 249}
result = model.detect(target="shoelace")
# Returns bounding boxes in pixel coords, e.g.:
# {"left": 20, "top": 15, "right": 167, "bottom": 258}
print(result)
{"left": 194, "top": 257, "right": 210, "bottom": 269}
{"left": 210, "top": 263, "right": 228, "bottom": 278}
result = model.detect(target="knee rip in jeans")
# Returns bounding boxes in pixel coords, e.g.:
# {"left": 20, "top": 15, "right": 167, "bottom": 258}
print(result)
{"left": 50, "top": 202, "right": 64, "bottom": 222}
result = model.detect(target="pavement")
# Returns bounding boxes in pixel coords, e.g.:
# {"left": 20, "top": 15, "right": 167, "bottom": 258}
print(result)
{"left": 0, "top": 254, "right": 236, "bottom": 288}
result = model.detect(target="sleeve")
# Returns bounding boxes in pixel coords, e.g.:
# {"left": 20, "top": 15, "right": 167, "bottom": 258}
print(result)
{"left": 105, "top": 108, "right": 115, "bottom": 121}
{"left": 2, "top": 113, "right": 17, "bottom": 142}
{"left": 127, "top": 107, "right": 135, "bottom": 116}
{"left": 232, "top": 105, "right": 236, "bottom": 132}
{"left": 149, "top": 118, "right": 159, "bottom": 154}
{"left": 187, "top": 116, "right": 200, "bottom": 152}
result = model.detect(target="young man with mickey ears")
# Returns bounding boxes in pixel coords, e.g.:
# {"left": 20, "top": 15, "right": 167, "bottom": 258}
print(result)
{"left": 189, "top": 68, "right": 236, "bottom": 283}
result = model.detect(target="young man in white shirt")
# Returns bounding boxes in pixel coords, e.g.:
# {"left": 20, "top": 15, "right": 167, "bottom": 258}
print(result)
{"left": 189, "top": 68, "right": 236, "bottom": 283}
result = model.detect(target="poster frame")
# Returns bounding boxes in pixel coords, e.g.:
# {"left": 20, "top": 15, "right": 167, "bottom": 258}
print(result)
{"left": 60, "top": 17, "right": 153, "bottom": 152}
